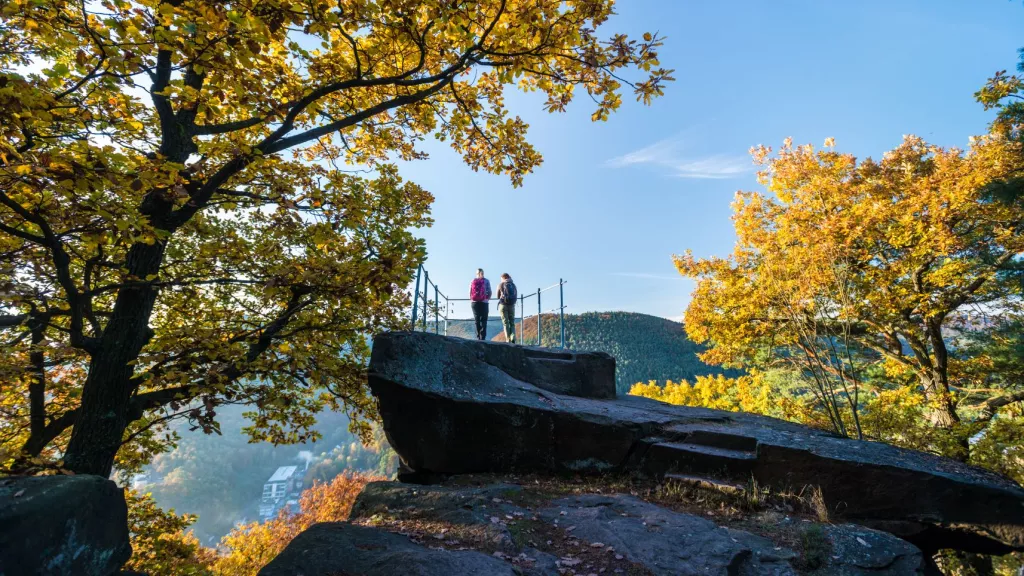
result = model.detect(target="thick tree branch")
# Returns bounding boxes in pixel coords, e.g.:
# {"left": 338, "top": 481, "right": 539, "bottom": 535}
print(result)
{"left": 192, "top": 115, "right": 270, "bottom": 136}
{"left": 976, "top": 390, "right": 1024, "bottom": 422}
{"left": 0, "top": 221, "right": 47, "bottom": 245}
{"left": 0, "top": 314, "right": 29, "bottom": 328}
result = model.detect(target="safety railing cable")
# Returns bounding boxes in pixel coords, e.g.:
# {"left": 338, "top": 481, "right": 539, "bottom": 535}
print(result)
{"left": 410, "top": 264, "right": 568, "bottom": 348}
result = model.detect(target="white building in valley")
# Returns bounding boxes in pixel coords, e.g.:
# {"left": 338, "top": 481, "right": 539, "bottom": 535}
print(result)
{"left": 258, "top": 463, "right": 307, "bottom": 521}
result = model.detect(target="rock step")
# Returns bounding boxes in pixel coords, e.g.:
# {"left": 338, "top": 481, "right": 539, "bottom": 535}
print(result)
{"left": 663, "top": 473, "right": 747, "bottom": 495}
{"left": 679, "top": 429, "right": 759, "bottom": 452}
{"left": 643, "top": 441, "right": 757, "bottom": 480}
{"left": 660, "top": 441, "right": 757, "bottom": 460}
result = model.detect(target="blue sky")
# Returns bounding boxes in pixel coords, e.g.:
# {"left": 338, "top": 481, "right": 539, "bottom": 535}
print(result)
{"left": 399, "top": 0, "right": 1024, "bottom": 321}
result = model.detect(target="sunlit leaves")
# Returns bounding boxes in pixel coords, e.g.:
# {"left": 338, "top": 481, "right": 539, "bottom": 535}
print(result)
{"left": 676, "top": 133, "right": 1024, "bottom": 457}
{"left": 213, "top": 471, "right": 382, "bottom": 576}
{"left": 0, "top": 0, "right": 669, "bottom": 479}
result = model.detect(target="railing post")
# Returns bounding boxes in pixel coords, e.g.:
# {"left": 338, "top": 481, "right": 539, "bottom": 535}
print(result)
{"left": 422, "top": 270, "right": 429, "bottom": 331}
{"left": 519, "top": 293, "right": 524, "bottom": 345}
{"left": 559, "top": 279, "right": 565, "bottom": 349}
{"left": 444, "top": 296, "right": 449, "bottom": 336}
{"left": 411, "top": 265, "right": 422, "bottom": 329}
{"left": 537, "top": 288, "right": 541, "bottom": 347}
{"left": 434, "top": 284, "right": 439, "bottom": 334}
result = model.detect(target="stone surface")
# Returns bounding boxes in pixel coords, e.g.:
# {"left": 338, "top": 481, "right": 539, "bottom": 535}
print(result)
{"left": 0, "top": 474, "right": 131, "bottom": 576}
{"left": 536, "top": 493, "right": 797, "bottom": 575}
{"left": 816, "top": 524, "right": 930, "bottom": 575}
{"left": 342, "top": 480, "right": 929, "bottom": 576}
{"left": 256, "top": 522, "right": 519, "bottom": 576}
{"left": 368, "top": 331, "right": 1024, "bottom": 554}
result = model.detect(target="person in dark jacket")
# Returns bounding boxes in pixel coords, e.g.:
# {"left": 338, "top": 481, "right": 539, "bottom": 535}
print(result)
{"left": 469, "top": 268, "right": 492, "bottom": 340}
{"left": 496, "top": 273, "right": 518, "bottom": 344}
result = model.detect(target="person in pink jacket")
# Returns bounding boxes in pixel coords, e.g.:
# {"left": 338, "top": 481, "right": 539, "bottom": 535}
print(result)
{"left": 469, "top": 268, "right": 492, "bottom": 340}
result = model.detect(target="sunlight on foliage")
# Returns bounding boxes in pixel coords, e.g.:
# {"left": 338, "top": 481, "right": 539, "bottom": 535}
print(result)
{"left": 675, "top": 132, "right": 1024, "bottom": 455}
{"left": 630, "top": 374, "right": 772, "bottom": 415}
{"left": 125, "top": 490, "right": 216, "bottom": 576}
{"left": 0, "top": 0, "right": 671, "bottom": 478}
{"left": 213, "top": 471, "right": 382, "bottom": 576}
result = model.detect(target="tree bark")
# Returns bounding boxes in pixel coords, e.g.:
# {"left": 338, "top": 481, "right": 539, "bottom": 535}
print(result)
{"left": 28, "top": 316, "right": 46, "bottom": 440}
{"left": 922, "top": 318, "right": 961, "bottom": 429}
{"left": 62, "top": 241, "right": 167, "bottom": 476}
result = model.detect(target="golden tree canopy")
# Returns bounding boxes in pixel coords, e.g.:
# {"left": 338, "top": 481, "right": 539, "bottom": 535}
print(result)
{"left": 678, "top": 135, "right": 1024, "bottom": 433}
{"left": 0, "top": 0, "right": 672, "bottom": 475}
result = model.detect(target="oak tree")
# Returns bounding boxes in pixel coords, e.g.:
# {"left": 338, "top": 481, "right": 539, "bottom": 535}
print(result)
{"left": 677, "top": 134, "right": 1024, "bottom": 451}
{"left": 0, "top": 0, "right": 672, "bottom": 476}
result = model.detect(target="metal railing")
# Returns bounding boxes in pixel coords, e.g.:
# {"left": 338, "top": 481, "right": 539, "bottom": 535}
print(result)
{"left": 409, "top": 264, "right": 568, "bottom": 348}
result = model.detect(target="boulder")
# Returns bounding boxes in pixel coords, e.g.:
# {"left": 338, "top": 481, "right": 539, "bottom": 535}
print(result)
{"left": 815, "top": 524, "right": 930, "bottom": 575}
{"left": 368, "top": 331, "right": 1024, "bottom": 554}
{"left": 256, "top": 522, "right": 519, "bottom": 576}
{"left": 0, "top": 474, "right": 131, "bottom": 576}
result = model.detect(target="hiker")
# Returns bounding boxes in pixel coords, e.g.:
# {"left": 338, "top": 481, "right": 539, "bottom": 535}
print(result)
{"left": 469, "top": 268, "right": 492, "bottom": 340}
{"left": 496, "top": 273, "right": 518, "bottom": 344}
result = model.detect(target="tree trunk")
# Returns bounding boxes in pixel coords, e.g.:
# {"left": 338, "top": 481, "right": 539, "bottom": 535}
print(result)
{"left": 921, "top": 318, "right": 960, "bottom": 429}
{"left": 28, "top": 316, "right": 46, "bottom": 440}
{"left": 919, "top": 370, "right": 960, "bottom": 428}
{"left": 62, "top": 242, "right": 167, "bottom": 477}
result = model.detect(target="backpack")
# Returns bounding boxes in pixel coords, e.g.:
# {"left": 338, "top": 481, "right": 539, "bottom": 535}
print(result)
{"left": 501, "top": 281, "right": 517, "bottom": 305}
{"left": 470, "top": 278, "right": 488, "bottom": 301}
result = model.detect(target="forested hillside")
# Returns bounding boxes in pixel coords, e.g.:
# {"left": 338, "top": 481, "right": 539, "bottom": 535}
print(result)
{"left": 493, "top": 312, "right": 739, "bottom": 393}
{"left": 141, "top": 407, "right": 395, "bottom": 545}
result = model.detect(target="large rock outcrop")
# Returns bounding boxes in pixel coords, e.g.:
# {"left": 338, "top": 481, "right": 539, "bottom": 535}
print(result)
{"left": 262, "top": 479, "right": 931, "bottom": 575}
{"left": 368, "top": 331, "right": 1024, "bottom": 554}
{"left": 0, "top": 474, "right": 131, "bottom": 576}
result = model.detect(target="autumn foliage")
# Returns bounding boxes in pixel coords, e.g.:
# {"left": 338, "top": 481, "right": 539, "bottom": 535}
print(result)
{"left": 0, "top": 0, "right": 671, "bottom": 478}
{"left": 631, "top": 374, "right": 772, "bottom": 415}
{"left": 124, "top": 489, "right": 217, "bottom": 576}
{"left": 213, "top": 471, "right": 382, "bottom": 576}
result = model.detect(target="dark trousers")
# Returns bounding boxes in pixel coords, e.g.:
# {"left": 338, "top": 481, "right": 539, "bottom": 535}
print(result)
{"left": 471, "top": 301, "right": 489, "bottom": 340}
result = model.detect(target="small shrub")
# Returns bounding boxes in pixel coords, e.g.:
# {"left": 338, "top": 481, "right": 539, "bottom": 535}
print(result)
{"left": 799, "top": 524, "right": 831, "bottom": 571}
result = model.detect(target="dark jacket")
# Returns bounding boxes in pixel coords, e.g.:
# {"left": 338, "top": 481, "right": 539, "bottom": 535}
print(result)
{"left": 496, "top": 279, "right": 517, "bottom": 305}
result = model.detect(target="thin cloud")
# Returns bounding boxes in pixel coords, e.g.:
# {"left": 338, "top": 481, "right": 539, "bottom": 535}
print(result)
{"left": 606, "top": 137, "right": 675, "bottom": 168}
{"left": 607, "top": 136, "right": 751, "bottom": 179}
{"left": 671, "top": 155, "right": 751, "bottom": 179}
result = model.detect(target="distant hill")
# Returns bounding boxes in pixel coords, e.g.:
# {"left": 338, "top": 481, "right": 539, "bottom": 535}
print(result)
{"left": 486, "top": 311, "right": 739, "bottom": 394}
